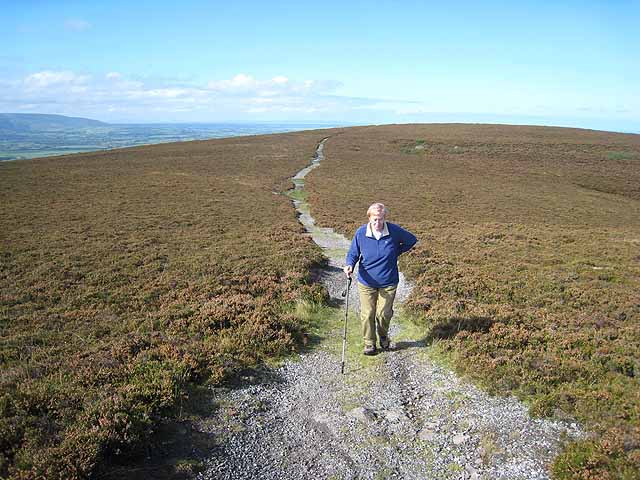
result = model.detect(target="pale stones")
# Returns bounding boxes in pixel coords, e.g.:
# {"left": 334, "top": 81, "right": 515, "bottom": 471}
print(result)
{"left": 453, "top": 433, "right": 469, "bottom": 445}
{"left": 465, "top": 465, "right": 479, "bottom": 480}
{"left": 312, "top": 412, "right": 333, "bottom": 424}
{"left": 418, "top": 428, "right": 436, "bottom": 442}
{"left": 347, "top": 407, "right": 376, "bottom": 423}
{"left": 381, "top": 408, "right": 406, "bottom": 423}
{"left": 418, "top": 421, "right": 439, "bottom": 442}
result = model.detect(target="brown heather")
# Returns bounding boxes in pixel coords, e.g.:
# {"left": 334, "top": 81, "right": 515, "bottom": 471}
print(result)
{"left": 0, "top": 130, "right": 339, "bottom": 479}
{"left": 305, "top": 124, "right": 640, "bottom": 480}
{"left": 2, "top": 124, "right": 639, "bottom": 480}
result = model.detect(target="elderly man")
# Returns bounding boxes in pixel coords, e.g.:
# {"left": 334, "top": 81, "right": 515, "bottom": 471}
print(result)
{"left": 343, "top": 203, "right": 417, "bottom": 355}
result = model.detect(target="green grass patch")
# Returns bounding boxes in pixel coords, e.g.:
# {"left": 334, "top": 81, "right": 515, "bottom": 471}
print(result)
{"left": 296, "top": 297, "right": 384, "bottom": 372}
{"left": 400, "top": 139, "right": 428, "bottom": 154}
{"left": 323, "top": 247, "right": 349, "bottom": 259}
{"left": 606, "top": 151, "right": 636, "bottom": 161}
{"left": 286, "top": 188, "right": 307, "bottom": 202}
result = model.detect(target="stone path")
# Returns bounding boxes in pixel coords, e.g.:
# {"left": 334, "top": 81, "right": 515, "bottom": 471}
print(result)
{"left": 195, "top": 138, "right": 583, "bottom": 480}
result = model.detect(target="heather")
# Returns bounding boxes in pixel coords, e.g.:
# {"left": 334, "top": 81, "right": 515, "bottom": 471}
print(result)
{"left": 306, "top": 124, "right": 640, "bottom": 479}
{"left": 0, "top": 131, "right": 337, "bottom": 479}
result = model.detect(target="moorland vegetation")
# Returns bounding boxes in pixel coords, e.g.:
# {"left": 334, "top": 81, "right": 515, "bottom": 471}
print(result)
{"left": 0, "top": 130, "right": 338, "bottom": 479}
{"left": 306, "top": 124, "right": 640, "bottom": 479}
{"left": 2, "top": 123, "right": 639, "bottom": 480}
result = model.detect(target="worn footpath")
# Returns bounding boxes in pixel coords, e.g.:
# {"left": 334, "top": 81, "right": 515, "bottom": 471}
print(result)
{"left": 195, "top": 138, "right": 583, "bottom": 480}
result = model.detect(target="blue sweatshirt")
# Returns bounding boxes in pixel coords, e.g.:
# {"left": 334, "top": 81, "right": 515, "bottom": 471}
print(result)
{"left": 346, "top": 222, "right": 417, "bottom": 288}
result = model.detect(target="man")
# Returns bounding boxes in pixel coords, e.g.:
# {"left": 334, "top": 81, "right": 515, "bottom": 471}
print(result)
{"left": 343, "top": 203, "right": 417, "bottom": 355}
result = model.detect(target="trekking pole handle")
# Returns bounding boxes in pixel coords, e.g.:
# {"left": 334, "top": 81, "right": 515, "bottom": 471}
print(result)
{"left": 341, "top": 276, "right": 352, "bottom": 297}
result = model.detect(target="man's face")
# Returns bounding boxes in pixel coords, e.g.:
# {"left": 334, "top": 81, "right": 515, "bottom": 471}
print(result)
{"left": 369, "top": 213, "right": 385, "bottom": 232}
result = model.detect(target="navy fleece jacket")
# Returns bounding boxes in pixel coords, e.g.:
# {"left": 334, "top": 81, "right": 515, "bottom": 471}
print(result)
{"left": 345, "top": 222, "right": 417, "bottom": 288}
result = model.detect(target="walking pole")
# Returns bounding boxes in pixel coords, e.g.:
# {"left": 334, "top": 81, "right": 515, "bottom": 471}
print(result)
{"left": 340, "top": 276, "right": 352, "bottom": 375}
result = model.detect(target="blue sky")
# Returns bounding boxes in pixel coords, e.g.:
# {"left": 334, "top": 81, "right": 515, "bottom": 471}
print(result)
{"left": 1, "top": 0, "right": 639, "bottom": 132}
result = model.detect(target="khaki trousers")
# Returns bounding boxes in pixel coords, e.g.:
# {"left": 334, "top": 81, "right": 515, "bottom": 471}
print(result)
{"left": 358, "top": 282, "right": 398, "bottom": 347}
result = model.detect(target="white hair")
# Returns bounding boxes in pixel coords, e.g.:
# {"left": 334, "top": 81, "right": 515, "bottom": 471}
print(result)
{"left": 367, "top": 202, "right": 388, "bottom": 218}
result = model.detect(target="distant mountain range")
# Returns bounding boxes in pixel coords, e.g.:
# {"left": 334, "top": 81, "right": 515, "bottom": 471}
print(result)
{"left": 0, "top": 113, "right": 108, "bottom": 133}
{"left": 0, "top": 113, "right": 343, "bottom": 161}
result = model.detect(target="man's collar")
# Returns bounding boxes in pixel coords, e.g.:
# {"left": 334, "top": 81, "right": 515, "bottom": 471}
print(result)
{"left": 366, "top": 222, "right": 389, "bottom": 238}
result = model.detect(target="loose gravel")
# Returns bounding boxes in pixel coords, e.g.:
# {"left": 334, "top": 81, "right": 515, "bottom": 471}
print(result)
{"left": 195, "top": 138, "right": 583, "bottom": 480}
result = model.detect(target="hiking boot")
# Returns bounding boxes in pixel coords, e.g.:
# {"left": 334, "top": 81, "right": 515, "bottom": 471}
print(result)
{"left": 379, "top": 336, "right": 391, "bottom": 351}
{"left": 363, "top": 344, "right": 376, "bottom": 356}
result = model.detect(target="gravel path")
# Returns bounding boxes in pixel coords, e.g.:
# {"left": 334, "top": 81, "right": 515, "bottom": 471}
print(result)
{"left": 195, "top": 138, "right": 583, "bottom": 480}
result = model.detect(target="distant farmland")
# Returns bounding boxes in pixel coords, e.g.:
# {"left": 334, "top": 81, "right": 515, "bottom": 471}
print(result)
{"left": 0, "top": 120, "right": 341, "bottom": 161}
{"left": 306, "top": 124, "right": 640, "bottom": 479}
{"left": 1, "top": 124, "right": 639, "bottom": 479}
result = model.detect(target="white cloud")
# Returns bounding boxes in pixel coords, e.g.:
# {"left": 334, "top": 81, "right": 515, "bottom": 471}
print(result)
{"left": 208, "top": 73, "right": 257, "bottom": 92}
{"left": 2, "top": 70, "right": 378, "bottom": 121}
{"left": 207, "top": 73, "right": 340, "bottom": 97}
{"left": 251, "top": 98, "right": 275, "bottom": 104}
{"left": 24, "top": 70, "right": 89, "bottom": 88}
{"left": 140, "top": 88, "right": 190, "bottom": 98}
{"left": 64, "top": 19, "right": 92, "bottom": 31}
{"left": 394, "top": 105, "right": 433, "bottom": 115}
{"left": 1, "top": 69, "right": 636, "bottom": 129}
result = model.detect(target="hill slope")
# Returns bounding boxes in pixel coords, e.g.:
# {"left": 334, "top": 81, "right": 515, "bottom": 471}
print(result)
{"left": 0, "top": 113, "right": 108, "bottom": 132}
{"left": 0, "top": 129, "right": 338, "bottom": 479}
{"left": 306, "top": 124, "right": 640, "bottom": 479}
{"left": 1, "top": 123, "right": 638, "bottom": 479}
